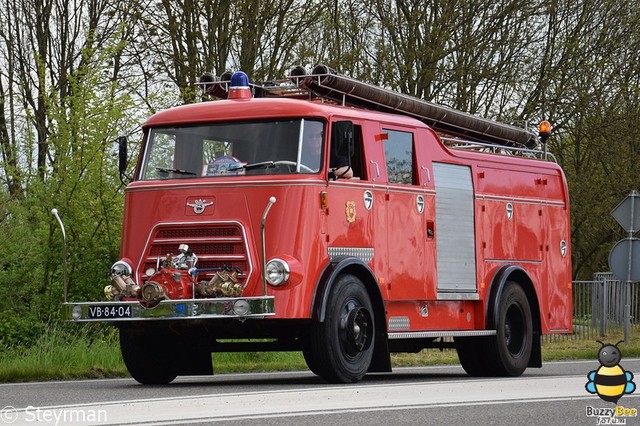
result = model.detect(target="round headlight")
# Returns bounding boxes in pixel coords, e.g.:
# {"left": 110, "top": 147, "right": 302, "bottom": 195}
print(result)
{"left": 110, "top": 260, "right": 132, "bottom": 276}
{"left": 265, "top": 258, "right": 290, "bottom": 286}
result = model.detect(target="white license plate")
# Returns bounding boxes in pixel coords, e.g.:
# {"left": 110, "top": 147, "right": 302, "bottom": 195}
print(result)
{"left": 88, "top": 305, "right": 132, "bottom": 319}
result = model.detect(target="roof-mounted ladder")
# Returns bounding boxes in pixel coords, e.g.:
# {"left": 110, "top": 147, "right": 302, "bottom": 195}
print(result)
{"left": 198, "top": 65, "right": 547, "bottom": 156}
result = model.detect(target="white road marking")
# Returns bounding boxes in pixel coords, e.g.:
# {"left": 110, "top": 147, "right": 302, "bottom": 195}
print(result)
{"left": 7, "top": 375, "right": 601, "bottom": 425}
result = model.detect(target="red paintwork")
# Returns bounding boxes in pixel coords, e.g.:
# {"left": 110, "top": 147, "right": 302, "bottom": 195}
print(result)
{"left": 122, "top": 96, "right": 572, "bottom": 334}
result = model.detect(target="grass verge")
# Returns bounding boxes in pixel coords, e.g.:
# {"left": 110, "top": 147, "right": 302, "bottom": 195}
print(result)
{"left": 1, "top": 325, "right": 639, "bottom": 383}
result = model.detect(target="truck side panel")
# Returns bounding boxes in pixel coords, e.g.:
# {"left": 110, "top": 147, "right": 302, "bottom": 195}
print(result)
{"left": 471, "top": 160, "right": 572, "bottom": 334}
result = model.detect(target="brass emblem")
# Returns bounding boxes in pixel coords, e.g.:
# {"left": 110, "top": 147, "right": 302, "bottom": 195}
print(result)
{"left": 345, "top": 201, "right": 356, "bottom": 223}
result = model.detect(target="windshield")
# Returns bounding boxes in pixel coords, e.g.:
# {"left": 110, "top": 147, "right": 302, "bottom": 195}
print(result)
{"left": 139, "top": 119, "right": 325, "bottom": 180}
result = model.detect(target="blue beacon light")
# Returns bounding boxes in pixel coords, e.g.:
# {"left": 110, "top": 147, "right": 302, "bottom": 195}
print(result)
{"left": 228, "top": 71, "right": 252, "bottom": 100}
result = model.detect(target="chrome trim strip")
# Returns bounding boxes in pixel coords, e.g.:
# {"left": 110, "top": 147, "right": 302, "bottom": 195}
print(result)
{"left": 483, "top": 258, "right": 542, "bottom": 264}
{"left": 476, "top": 193, "right": 566, "bottom": 207}
{"left": 328, "top": 247, "right": 374, "bottom": 263}
{"left": 126, "top": 179, "right": 327, "bottom": 191}
{"left": 328, "top": 180, "right": 438, "bottom": 195}
{"left": 436, "top": 292, "right": 480, "bottom": 300}
{"left": 388, "top": 330, "right": 496, "bottom": 339}
{"left": 63, "top": 296, "right": 275, "bottom": 322}
{"left": 328, "top": 180, "right": 387, "bottom": 191}
{"left": 382, "top": 185, "right": 427, "bottom": 194}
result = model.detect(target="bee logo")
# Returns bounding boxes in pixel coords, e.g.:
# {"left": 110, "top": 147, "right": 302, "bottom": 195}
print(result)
{"left": 585, "top": 340, "right": 636, "bottom": 403}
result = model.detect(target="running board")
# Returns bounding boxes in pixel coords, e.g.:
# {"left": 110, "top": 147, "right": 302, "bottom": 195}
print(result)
{"left": 388, "top": 330, "right": 496, "bottom": 339}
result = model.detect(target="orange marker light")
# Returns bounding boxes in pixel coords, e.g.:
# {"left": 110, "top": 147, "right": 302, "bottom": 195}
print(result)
{"left": 539, "top": 120, "right": 552, "bottom": 137}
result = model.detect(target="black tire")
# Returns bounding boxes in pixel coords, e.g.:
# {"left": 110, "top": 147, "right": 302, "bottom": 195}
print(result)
{"left": 308, "top": 274, "right": 375, "bottom": 383}
{"left": 120, "top": 328, "right": 178, "bottom": 385}
{"left": 487, "top": 281, "right": 533, "bottom": 376}
{"left": 456, "top": 337, "right": 493, "bottom": 376}
{"left": 302, "top": 341, "right": 322, "bottom": 376}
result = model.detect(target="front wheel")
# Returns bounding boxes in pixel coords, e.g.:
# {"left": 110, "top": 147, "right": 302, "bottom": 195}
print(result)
{"left": 120, "top": 328, "right": 178, "bottom": 385}
{"left": 306, "top": 274, "right": 375, "bottom": 383}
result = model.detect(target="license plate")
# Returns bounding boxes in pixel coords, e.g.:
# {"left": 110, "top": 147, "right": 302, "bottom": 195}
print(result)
{"left": 88, "top": 305, "right": 132, "bottom": 319}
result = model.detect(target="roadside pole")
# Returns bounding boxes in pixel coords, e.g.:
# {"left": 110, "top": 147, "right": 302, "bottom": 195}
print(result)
{"left": 608, "top": 190, "right": 640, "bottom": 342}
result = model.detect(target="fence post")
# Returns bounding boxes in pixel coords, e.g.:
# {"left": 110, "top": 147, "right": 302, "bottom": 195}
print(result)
{"left": 600, "top": 274, "right": 607, "bottom": 337}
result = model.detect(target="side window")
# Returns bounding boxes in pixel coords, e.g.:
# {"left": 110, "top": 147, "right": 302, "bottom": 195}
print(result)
{"left": 328, "top": 121, "right": 365, "bottom": 180}
{"left": 383, "top": 129, "right": 414, "bottom": 185}
{"left": 350, "top": 124, "right": 365, "bottom": 179}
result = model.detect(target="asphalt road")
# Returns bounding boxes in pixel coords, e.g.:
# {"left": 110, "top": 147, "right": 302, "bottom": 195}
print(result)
{"left": 1, "top": 359, "right": 639, "bottom": 425}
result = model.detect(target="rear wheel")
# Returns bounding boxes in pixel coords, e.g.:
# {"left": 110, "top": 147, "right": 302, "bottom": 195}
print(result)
{"left": 456, "top": 337, "right": 493, "bottom": 376}
{"left": 120, "top": 328, "right": 178, "bottom": 385}
{"left": 307, "top": 274, "right": 375, "bottom": 383}
{"left": 487, "top": 281, "right": 533, "bottom": 376}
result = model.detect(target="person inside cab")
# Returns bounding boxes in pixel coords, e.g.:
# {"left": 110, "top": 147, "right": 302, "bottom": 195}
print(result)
{"left": 329, "top": 151, "right": 353, "bottom": 179}
{"left": 301, "top": 121, "right": 354, "bottom": 179}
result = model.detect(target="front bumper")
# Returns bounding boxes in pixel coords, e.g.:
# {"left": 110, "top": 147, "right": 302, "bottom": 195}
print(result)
{"left": 63, "top": 296, "right": 275, "bottom": 322}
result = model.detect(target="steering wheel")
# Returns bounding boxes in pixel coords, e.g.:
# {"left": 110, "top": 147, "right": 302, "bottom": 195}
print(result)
{"left": 272, "top": 160, "right": 315, "bottom": 173}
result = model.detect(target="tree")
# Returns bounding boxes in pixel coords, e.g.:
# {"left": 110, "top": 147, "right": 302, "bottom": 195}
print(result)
{"left": 537, "top": 0, "right": 640, "bottom": 278}
{"left": 0, "top": 0, "right": 138, "bottom": 346}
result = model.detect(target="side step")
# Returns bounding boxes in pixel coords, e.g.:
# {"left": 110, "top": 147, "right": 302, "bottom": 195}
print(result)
{"left": 388, "top": 330, "right": 496, "bottom": 339}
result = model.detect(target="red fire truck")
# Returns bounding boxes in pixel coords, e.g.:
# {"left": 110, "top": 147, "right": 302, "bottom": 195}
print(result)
{"left": 62, "top": 65, "right": 572, "bottom": 384}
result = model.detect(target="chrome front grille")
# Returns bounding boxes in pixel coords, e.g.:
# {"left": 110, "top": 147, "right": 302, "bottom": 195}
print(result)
{"left": 141, "top": 223, "right": 250, "bottom": 281}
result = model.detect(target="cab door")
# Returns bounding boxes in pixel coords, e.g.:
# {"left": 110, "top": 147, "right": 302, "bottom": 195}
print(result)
{"left": 324, "top": 120, "right": 387, "bottom": 295}
{"left": 379, "top": 126, "right": 429, "bottom": 301}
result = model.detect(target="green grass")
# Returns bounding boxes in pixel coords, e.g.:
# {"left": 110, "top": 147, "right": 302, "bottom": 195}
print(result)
{"left": 1, "top": 326, "right": 639, "bottom": 382}
{"left": 390, "top": 333, "right": 640, "bottom": 367}
{"left": 0, "top": 325, "right": 125, "bottom": 382}
{"left": 212, "top": 351, "right": 308, "bottom": 373}
{"left": 542, "top": 332, "right": 640, "bottom": 361}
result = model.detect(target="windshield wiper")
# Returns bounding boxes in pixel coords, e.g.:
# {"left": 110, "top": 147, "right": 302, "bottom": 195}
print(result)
{"left": 156, "top": 167, "right": 196, "bottom": 176}
{"left": 228, "top": 161, "right": 275, "bottom": 171}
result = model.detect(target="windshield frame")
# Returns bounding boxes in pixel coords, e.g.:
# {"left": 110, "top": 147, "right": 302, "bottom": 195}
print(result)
{"left": 137, "top": 118, "right": 326, "bottom": 181}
